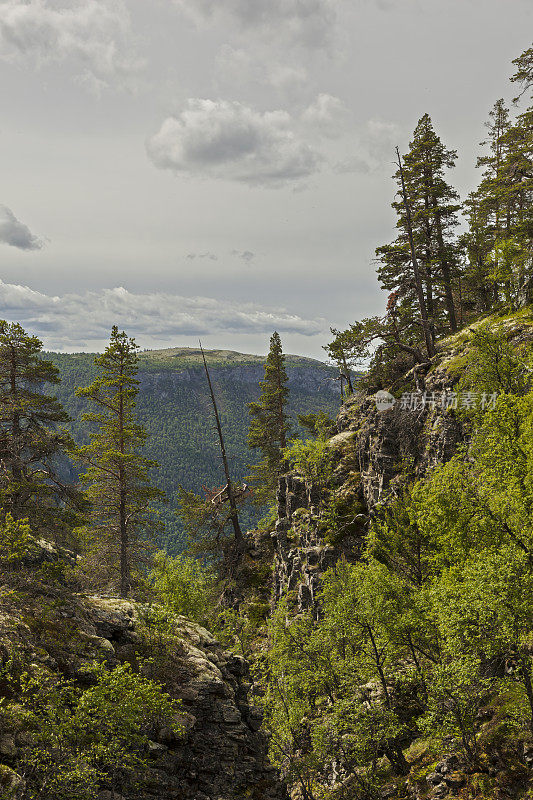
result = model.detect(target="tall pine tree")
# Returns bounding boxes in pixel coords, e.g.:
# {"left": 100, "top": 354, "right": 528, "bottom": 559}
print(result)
{"left": 376, "top": 114, "right": 461, "bottom": 338}
{"left": 76, "top": 327, "right": 164, "bottom": 597}
{"left": 0, "top": 320, "right": 83, "bottom": 542}
{"left": 248, "top": 332, "right": 290, "bottom": 500}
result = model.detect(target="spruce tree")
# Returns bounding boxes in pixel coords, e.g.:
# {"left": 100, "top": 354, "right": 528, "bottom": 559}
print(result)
{"left": 0, "top": 320, "right": 83, "bottom": 541}
{"left": 76, "top": 327, "right": 164, "bottom": 597}
{"left": 248, "top": 332, "right": 290, "bottom": 499}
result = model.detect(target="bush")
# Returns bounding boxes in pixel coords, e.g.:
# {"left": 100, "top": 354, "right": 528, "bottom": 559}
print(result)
{"left": 149, "top": 551, "right": 216, "bottom": 624}
{"left": 17, "top": 661, "right": 180, "bottom": 800}
{"left": 0, "top": 515, "right": 34, "bottom": 567}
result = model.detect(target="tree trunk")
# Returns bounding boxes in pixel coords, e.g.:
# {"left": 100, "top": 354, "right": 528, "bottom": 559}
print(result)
{"left": 118, "top": 357, "right": 130, "bottom": 598}
{"left": 432, "top": 200, "right": 458, "bottom": 331}
{"left": 341, "top": 352, "right": 354, "bottom": 393}
{"left": 200, "top": 344, "right": 244, "bottom": 546}
{"left": 396, "top": 148, "right": 435, "bottom": 358}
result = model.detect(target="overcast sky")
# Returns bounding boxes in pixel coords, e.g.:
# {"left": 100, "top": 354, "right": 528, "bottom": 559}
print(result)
{"left": 0, "top": 0, "right": 531, "bottom": 357}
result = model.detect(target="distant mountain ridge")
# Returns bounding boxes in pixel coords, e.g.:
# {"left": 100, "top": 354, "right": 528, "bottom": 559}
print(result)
{"left": 48, "top": 346, "right": 343, "bottom": 552}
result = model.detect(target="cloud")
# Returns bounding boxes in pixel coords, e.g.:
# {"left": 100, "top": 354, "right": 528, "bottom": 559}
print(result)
{"left": 147, "top": 98, "right": 323, "bottom": 187}
{"left": 232, "top": 249, "right": 255, "bottom": 264}
{"left": 214, "top": 44, "right": 308, "bottom": 97}
{"left": 301, "top": 93, "right": 348, "bottom": 137}
{"left": 334, "top": 118, "right": 401, "bottom": 174}
{"left": 174, "top": 0, "right": 340, "bottom": 48}
{"left": 187, "top": 252, "right": 218, "bottom": 261}
{"left": 0, "top": 0, "right": 142, "bottom": 91}
{"left": 0, "top": 281, "right": 325, "bottom": 349}
{"left": 0, "top": 205, "right": 45, "bottom": 250}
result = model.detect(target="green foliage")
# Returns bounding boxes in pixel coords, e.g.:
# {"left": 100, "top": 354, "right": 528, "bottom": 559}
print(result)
{"left": 74, "top": 327, "right": 165, "bottom": 596}
{"left": 149, "top": 550, "right": 216, "bottom": 623}
{"left": 48, "top": 349, "right": 339, "bottom": 554}
{"left": 457, "top": 322, "right": 531, "bottom": 398}
{"left": 297, "top": 411, "right": 337, "bottom": 440}
{"left": 14, "top": 661, "right": 179, "bottom": 800}
{"left": 248, "top": 332, "right": 291, "bottom": 501}
{"left": 176, "top": 484, "right": 250, "bottom": 571}
{"left": 283, "top": 437, "right": 333, "bottom": 485}
{"left": 262, "top": 366, "right": 533, "bottom": 795}
{"left": 0, "top": 515, "right": 34, "bottom": 566}
{"left": 0, "top": 321, "right": 84, "bottom": 542}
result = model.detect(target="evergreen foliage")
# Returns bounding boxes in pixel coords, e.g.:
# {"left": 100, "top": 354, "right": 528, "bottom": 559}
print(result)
{"left": 75, "top": 327, "right": 164, "bottom": 597}
{"left": 48, "top": 350, "right": 339, "bottom": 553}
{"left": 248, "top": 332, "right": 291, "bottom": 500}
{"left": 0, "top": 321, "right": 84, "bottom": 542}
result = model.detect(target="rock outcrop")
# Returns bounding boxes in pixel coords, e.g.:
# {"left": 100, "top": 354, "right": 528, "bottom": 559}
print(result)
{"left": 0, "top": 594, "right": 287, "bottom": 800}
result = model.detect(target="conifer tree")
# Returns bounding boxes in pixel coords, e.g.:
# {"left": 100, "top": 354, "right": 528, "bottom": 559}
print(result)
{"left": 376, "top": 115, "right": 461, "bottom": 337}
{"left": 0, "top": 320, "right": 83, "bottom": 540}
{"left": 464, "top": 94, "right": 532, "bottom": 309}
{"left": 248, "top": 332, "right": 290, "bottom": 499}
{"left": 76, "top": 327, "right": 164, "bottom": 597}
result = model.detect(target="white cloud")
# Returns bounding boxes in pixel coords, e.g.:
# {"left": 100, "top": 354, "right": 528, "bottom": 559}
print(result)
{"left": 0, "top": 281, "right": 325, "bottom": 349}
{"left": 0, "top": 205, "right": 45, "bottom": 250}
{"left": 174, "top": 0, "right": 340, "bottom": 48}
{"left": 146, "top": 98, "right": 324, "bottom": 187}
{"left": 0, "top": 0, "right": 142, "bottom": 91}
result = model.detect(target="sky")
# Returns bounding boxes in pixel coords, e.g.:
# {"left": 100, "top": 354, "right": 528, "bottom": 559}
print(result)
{"left": 0, "top": 0, "right": 531, "bottom": 358}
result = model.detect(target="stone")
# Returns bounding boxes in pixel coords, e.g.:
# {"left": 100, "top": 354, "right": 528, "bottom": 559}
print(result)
{"left": 0, "top": 735, "right": 17, "bottom": 759}
{"left": 0, "top": 764, "right": 24, "bottom": 792}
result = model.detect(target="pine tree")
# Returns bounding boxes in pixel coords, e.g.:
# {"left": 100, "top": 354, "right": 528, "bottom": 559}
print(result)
{"left": 324, "top": 327, "right": 361, "bottom": 396}
{"left": 248, "top": 332, "right": 290, "bottom": 499}
{"left": 76, "top": 327, "right": 164, "bottom": 597}
{"left": 464, "top": 96, "right": 532, "bottom": 309}
{"left": 0, "top": 320, "right": 83, "bottom": 541}
{"left": 376, "top": 115, "right": 461, "bottom": 339}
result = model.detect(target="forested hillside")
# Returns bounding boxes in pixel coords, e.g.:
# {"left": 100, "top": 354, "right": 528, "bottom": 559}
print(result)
{"left": 47, "top": 347, "right": 341, "bottom": 552}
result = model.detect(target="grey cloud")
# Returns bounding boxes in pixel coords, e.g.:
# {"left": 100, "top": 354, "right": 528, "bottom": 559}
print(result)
{"left": 214, "top": 45, "right": 308, "bottom": 98}
{"left": 187, "top": 252, "right": 218, "bottom": 260}
{"left": 334, "top": 118, "right": 401, "bottom": 174}
{"left": 232, "top": 249, "right": 255, "bottom": 264}
{"left": 301, "top": 93, "right": 349, "bottom": 137}
{"left": 0, "top": 281, "right": 325, "bottom": 348}
{"left": 174, "top": 0, "right": 340, "bottom": 48}
{"left": 0, "top": 205, "right": 45, "bottom": 250}
{"left": 147, "top": 98, "right": 323, "bottom": 187}
{"left": 0, "top": 0, "right": 142, "bottom": 91}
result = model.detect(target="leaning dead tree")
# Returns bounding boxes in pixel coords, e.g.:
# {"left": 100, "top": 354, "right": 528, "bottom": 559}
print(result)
{"left": 199, "top": 342, "right": 244, "bottom": 547}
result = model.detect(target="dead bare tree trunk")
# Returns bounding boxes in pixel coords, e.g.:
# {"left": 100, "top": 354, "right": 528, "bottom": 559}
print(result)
{"left": 200, "top": 342, "right": 244, "bottom": 547}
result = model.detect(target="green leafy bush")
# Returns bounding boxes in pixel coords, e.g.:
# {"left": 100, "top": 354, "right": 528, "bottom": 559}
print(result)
{"left": 149, "top": 550, "right": 216, "bottom": 623}
{"left": 16, "top": 661, "right": 180, "bottom": 800}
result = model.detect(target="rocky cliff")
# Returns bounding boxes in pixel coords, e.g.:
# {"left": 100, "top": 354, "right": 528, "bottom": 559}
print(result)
{"left": 272, "top": 313, "right": 533, "bottom": 615}
{"left": 0, "top": 583, "right": 287, "bottom": 800}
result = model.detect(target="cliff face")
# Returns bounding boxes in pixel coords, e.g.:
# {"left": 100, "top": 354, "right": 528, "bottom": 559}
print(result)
{"left": 272, "top": 368, "right": 465, "bottom": 614}
{"left": 0, "top": 588, "right": 287, "bottom": 800}
{"left": 267, "top": 313, "right": 533, "bottom": 800}
{"left": 271, "top": 314, "right": 533, "bottom": 610}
